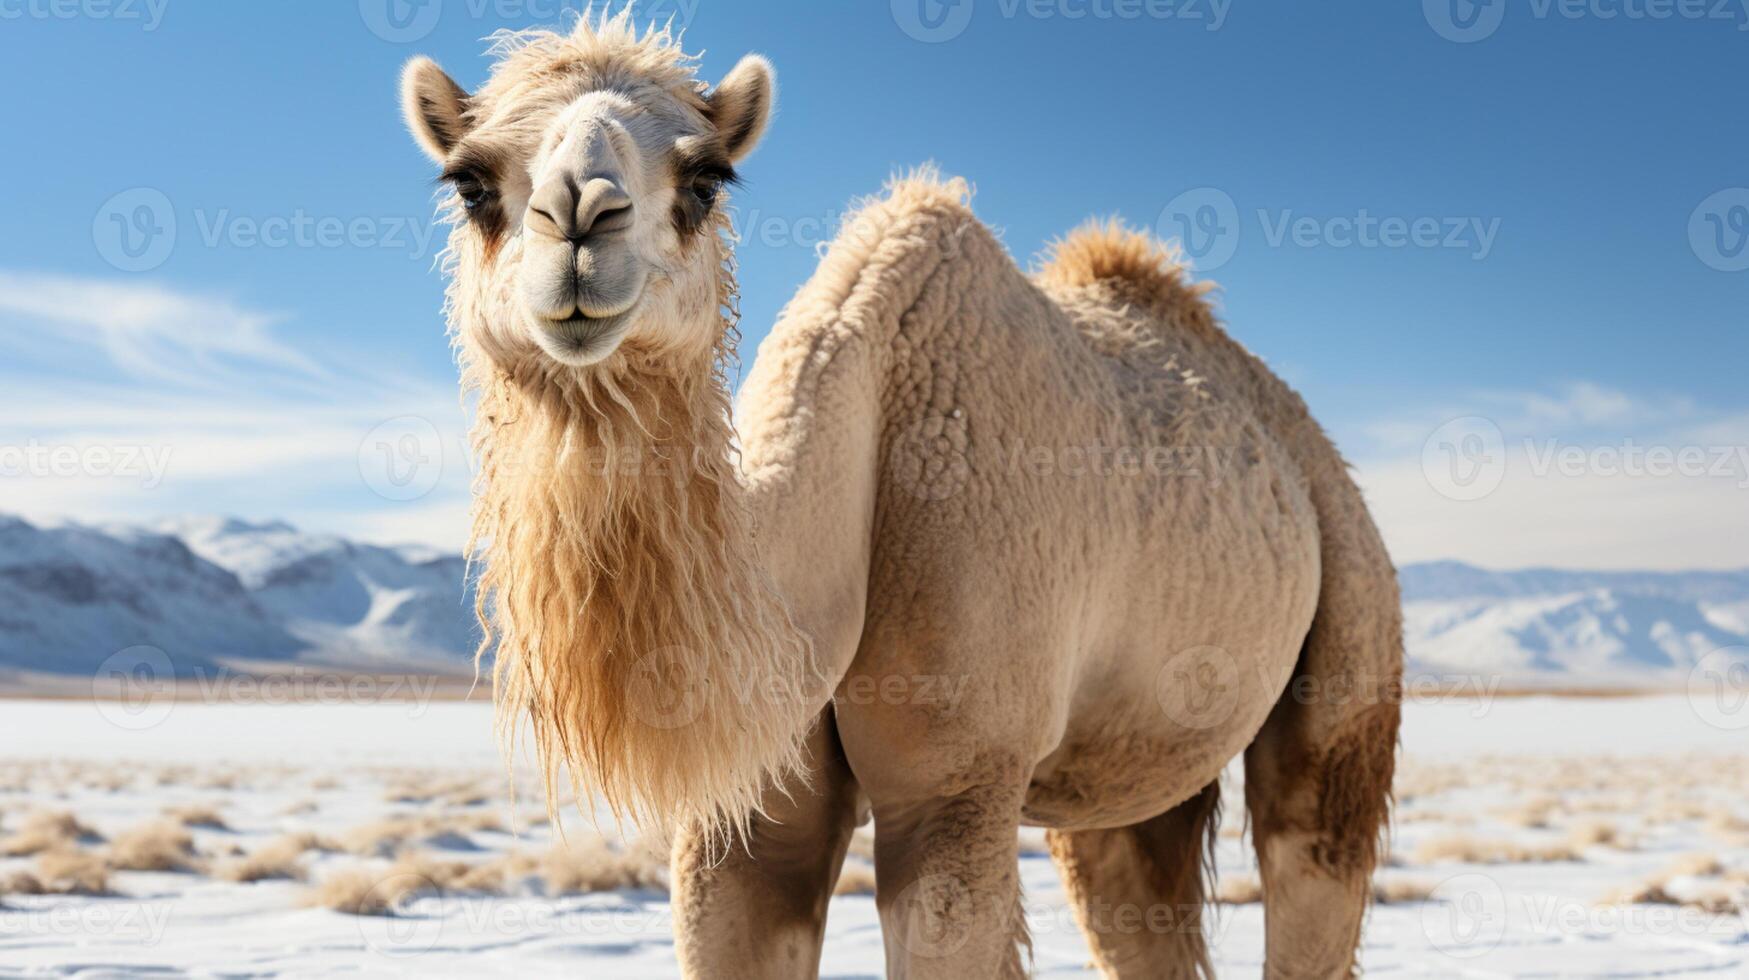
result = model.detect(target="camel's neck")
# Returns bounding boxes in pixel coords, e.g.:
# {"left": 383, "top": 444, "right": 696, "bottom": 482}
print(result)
{"left": 465, "top": 342, "right": 825, "bottom": 834}
{"left": 732, "top": 310, "right": 888, "bottom": 692}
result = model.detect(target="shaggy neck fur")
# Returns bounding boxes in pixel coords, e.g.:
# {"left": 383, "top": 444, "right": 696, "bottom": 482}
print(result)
{"left": 463, "top": 250, "right": 813, "bottom": 842}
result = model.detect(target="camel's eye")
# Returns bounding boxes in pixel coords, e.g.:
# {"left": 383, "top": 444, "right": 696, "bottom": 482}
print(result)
{"left": 691, "top": 181, "right": 720, "bottom": 209}
{"left": 444, "top": 169, "right": 493, "bottom": 213}
{"left": 456, "top": 177, "right": 490, "bottom": 211}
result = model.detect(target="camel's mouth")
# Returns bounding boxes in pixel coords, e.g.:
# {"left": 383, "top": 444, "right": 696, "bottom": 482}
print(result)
{"left": 529, "top": 307, "right": 637, "bottom": 367}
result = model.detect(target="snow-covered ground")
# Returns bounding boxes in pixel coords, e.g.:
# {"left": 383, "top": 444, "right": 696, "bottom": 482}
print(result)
{"left": 1, "top": 696, "right": 1745, "bottom": 978}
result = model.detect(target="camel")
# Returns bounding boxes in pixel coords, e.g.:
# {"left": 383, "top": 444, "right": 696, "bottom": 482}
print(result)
{"left": 399, "top": 11, "right": 1402, "bottom": 978}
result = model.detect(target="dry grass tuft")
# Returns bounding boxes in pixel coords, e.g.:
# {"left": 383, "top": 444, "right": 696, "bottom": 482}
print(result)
{"left": 835, "top": 863, "right": 878, "bottom": 897}
{"left": 1, "top": 871, "right": 47, "bottom": 896}
{"left": 164, "top": 805, "right": 229, "bottom": 830}
{"left": 1372, "top": 877, "right": 1439, "bottom": 905}
{"left": 303, "top": 851, "right": 504, "bottom": 915}
{"left": 108, "top": 820, "right": 201, "bottom": 873}
{"left": 1565, "top": 819, "right": 1631, "bottom": 850}
{"left": 1216, "top": 873, "right": 1263, "bottom": 905}
{"left": 845, "top": 830, "right": 875, "bottom": 862}
{"left": 1660, "top": 852, "right": 1725, "bottom": 879}
{"left": 339, "top": 813, "right": 502, "bottom": 857}
{"left": 1497, "top": 796, "right": 1560, "bottom": 829}
{"left": 305, "top": 867, "right": 428, "bottom": 916}
{"left": 0, "top": 810, "right": 103, "bottom": 857}
{"left": 212, "top": 833, "right": 328, "bottom": 883}
{"left": 35, "top": 849, "right": 111, "bottom": 895}
{"left": 1411, "top": 834, "right": 1581, "bottom": 865}
{"left": 540, "top": 836, "right": 667, "bottom": 895}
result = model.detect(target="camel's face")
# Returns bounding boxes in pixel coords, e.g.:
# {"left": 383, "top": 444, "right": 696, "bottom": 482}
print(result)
{"left": 400, "top": 35, "right": 774, "bottom": 368}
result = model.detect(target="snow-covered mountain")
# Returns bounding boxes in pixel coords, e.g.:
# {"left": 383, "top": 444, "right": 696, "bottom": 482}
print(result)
{"left": 157, "top": 516, "right": 476, "bottom": 668}
{"left": 1402, "top": 560, "right": 1749, "bottom": 685}
{"left": 0, "top": 514, "right": 477, "bottom": 681}
{"left": 2, "top": 511, "right": 1744, "bottom": 688}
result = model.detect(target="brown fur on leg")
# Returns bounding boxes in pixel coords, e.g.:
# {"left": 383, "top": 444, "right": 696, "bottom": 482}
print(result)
{"left": 1312, "top": 702, "right": 1400, "bottom": 878}
{"left": 1048, "top": 782, "right": 1222, "bottom": 979}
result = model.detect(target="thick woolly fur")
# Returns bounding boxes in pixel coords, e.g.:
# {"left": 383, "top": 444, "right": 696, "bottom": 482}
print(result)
{"left": 414, "top": 11, "right": 1402, "bottom": 976}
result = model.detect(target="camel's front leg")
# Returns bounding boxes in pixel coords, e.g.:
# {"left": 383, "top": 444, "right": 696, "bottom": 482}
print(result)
{"left": 671, "top": 716, "right": 861, "bottom": 980}
{"left": 873, "top": 781, "right": 1031, "bottom": 979}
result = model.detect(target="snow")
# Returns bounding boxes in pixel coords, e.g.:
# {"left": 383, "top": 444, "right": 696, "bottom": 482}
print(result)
{"left": 1, "top": 696, "right": 1744, "bottom": 977}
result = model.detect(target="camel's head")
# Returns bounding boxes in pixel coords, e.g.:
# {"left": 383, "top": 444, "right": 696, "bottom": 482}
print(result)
{"left": 401, "top": 14, "right": 773, "bottom": 369}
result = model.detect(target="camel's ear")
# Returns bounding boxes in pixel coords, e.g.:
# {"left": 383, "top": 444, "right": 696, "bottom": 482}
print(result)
{"left": 401, "top": 56, "right": 473, "bottom": 164}
{"left": 705, "top": 54, "right": 776, "bottom": 164}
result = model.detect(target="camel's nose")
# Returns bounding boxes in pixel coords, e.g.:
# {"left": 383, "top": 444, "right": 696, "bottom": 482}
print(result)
{"left": 526, "top": 175, "right": 634, "bottom": 246}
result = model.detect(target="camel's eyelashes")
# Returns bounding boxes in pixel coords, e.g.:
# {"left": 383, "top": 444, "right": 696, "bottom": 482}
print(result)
{"left": 691, "top": 181, "right": 720, "bottom": 208}
{"left": 441, "top": 170, "right": 493, "bottom": 213}
{"left": 457, "top": 179, "right": 490, "bottom": 212}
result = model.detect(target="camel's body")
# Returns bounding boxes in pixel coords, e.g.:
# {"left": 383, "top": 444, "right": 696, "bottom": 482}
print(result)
{"left": 400, "top": 15, "right": 1401, "bottom": 978}
{"left": 695, "top": 180, "right": 1401, "bottom": 978}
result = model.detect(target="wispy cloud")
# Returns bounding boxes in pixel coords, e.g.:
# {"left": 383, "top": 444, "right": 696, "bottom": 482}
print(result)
{"left": 0, "top": 272, "right": 468, "bottom": 549}
{"left": 1351, "top": 381, "right": 1749, "bottom": 570}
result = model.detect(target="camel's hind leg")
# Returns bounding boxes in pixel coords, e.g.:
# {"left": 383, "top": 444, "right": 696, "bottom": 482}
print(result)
{"left": 1047, "top": 782, "right": 1221, "bottom": 979}
{"left": 1243, "top": 499, "right": 1403, "bottom": 979}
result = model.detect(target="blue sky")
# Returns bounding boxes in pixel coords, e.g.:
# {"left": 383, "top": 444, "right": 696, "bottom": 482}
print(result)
{"left": 1, "top": 0, "right": 1745, "bottom": 568}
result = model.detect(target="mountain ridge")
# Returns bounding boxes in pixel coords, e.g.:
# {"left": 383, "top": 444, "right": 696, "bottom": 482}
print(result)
{"left": 2, "top": 513, "right": 1743, "bottom": 687}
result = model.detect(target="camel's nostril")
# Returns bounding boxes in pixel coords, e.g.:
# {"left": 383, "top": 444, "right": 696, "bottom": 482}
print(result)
{"left": 528, "top": 176, "right": 634, "bottom": 245}
{"left": 586, "top": 204, "right": 634, "bottom": 239}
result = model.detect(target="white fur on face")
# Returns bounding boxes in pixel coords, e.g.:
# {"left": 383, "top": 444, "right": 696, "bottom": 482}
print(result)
{"left": 462, "top": 89, "right": 723, "bottom": 370}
